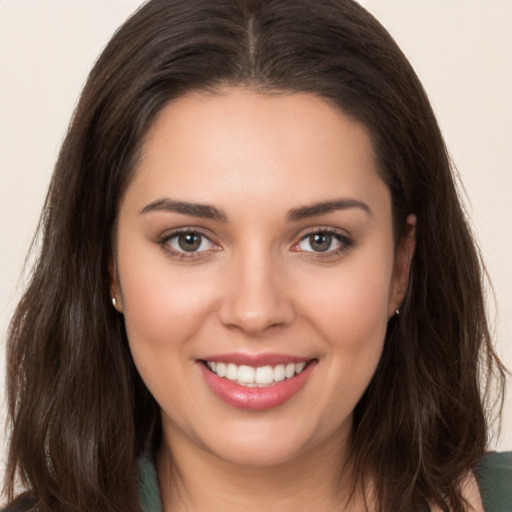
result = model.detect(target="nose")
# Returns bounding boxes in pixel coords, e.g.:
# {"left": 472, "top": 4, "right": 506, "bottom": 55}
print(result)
{"left": 218, "top": 250, "right": 296, "bottom": 336}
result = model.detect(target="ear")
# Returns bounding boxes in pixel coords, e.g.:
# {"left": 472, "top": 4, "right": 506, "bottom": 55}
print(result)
{"left": 388, "top": 214, "right": 416, "bottom": 317}
{"left": 109, "top": 259, "right": 123, "bottom": 313}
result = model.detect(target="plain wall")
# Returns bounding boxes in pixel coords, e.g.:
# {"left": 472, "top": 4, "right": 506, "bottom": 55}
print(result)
{"left": 1, "top": 0, "right": 511, "bottom": 494}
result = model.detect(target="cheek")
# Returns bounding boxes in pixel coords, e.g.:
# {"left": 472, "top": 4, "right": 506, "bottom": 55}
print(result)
{"left": 118, "top": 258, "right": 221, "bottom": 419}
{"left": 302, "top": 253, "right": 393, "bottom": 347}
{"left": 297, "top": 249, "right": 394, "bottom": 412}
{"left": 116, "top": 233, "right": 220, "bottom": 369}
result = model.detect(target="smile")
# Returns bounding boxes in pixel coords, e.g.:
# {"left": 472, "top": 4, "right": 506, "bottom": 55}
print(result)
{"left": 199, "top": 356, "right": 316, "bottom": 410}
{"left": 204, "top": 361, "right": 308, "bottom": 387}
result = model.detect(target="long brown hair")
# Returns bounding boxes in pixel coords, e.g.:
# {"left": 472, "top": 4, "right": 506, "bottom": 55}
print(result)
{"left": 4, "top": 1, "right": 506, "bottom": 511}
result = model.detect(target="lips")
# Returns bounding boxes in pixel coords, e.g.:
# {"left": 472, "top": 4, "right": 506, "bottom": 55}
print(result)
{"left": 198, "top": 354, "right": 316, "bottom": 410}
{"left": 205, "top": 361, "right": 307, "bottom": 387}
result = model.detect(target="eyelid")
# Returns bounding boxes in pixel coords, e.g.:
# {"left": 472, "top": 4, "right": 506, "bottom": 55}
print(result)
{"left": 294, "top": 225, "right": 352, "bottom": 243}
{"left": 157, "top": 227, "right": 221, "bottom": 259}
{"left": 291, "top": 226, "right": 354, "bottom": 256}
{"left": 155, "top": 225, "right": 353, "bottom": 260}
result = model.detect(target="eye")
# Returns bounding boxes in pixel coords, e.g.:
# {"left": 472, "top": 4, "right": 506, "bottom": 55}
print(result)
{"left": 159, "top": 229, "right": 219, "bottom": 256}
{"left": 293, "top": 229, "right": 352, "bottom": 255}
{"left": 300, "top": 232, "right": 336, "bottom": 252}
{"left": 173, "top": 232, "right": 206, "bottom": 252}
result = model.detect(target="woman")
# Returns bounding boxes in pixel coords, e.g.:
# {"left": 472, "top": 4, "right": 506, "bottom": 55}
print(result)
{"left": 3, "top": 1, "right": 510, "bottom": 511}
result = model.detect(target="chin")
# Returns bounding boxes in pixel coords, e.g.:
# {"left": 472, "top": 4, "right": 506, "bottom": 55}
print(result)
{"left": 193, "top": 413, "right": 351, "bottom": 469}
{"left": 208, "top": 437, "right": 313, "bottom": 467}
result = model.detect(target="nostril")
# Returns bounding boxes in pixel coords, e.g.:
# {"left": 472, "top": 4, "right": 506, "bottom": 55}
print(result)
{"left": 217, "top": 298, "right": 296, "bottom": 335}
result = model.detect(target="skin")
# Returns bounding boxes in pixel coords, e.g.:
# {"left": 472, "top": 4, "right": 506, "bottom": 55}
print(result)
{"left": 112, "top": 87, "right": 450, "bottom": 511}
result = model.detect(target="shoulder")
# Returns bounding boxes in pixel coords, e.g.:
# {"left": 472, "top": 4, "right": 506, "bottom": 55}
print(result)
{"left": 473, "top": 451, "right": 512, "bottom": 512}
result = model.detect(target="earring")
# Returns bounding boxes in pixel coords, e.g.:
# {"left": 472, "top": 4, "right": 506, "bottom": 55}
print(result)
{"left": 395, "top": 309, "right": 400, "bottom": 316}
{"left": 112, "top": 297, "right": 117, "bottom": 309}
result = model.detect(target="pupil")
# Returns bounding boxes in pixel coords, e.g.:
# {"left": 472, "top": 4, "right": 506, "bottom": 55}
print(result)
{"left": 310, "top": 233, "right": 331, "bottom": 252}
{"left": 178, "top": 233, "right": 201, "bottom": 252}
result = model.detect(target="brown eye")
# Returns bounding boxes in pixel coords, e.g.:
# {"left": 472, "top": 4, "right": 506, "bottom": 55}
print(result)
{"left": 159, "top": 229, "right": 221, "bottom": 259}
{"left": 294, "top": 229, "right": 351, "bottom": 255}
{"left": 178, "top": 232, "right": 202, "bottom": 252}
{"left": 162, "top": 230, "right": 216, "bottom": 254}
{"left": 308, "top": 233, "right": 332, "bottom": 252}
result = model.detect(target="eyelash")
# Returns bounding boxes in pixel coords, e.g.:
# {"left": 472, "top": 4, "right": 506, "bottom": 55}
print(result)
{"left": 157, "top": 228, "right": 220, "bottom": 260}
{"left": 292, "top": 227, "right": 353, "bottom": 258}
{"left": 157, "top": 227, "right": 353, "bottom": 261}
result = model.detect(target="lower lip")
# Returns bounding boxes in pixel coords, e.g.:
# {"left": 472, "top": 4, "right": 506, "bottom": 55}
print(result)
{"left": 199, "top": 361, "right": 316, "bottom": 410}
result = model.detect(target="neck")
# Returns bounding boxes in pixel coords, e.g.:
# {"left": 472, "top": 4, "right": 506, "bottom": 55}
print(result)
{"left": 156, "top": 424, "right": 363, "bottom": 512}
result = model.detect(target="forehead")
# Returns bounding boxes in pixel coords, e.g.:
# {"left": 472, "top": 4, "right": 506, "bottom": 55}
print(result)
{"left": 125, "top": 87, "right": 389, "bottom": 215}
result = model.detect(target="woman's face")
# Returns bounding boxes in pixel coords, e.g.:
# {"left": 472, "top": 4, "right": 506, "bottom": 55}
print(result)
{"left": 113, "top": 88, "right": 414, "bottom": 466}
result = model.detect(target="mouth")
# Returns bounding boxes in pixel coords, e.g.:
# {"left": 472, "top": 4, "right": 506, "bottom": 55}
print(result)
{"left": 201, "top": 360, "right": 310, "bottom": 387}
{"left": 198, "top": 356, "right": 317, "bottom": 410}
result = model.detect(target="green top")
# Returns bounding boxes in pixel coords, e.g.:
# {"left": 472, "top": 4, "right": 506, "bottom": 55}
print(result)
{"left": 474, "top": 452, "right": 512, "bottom": 511}
{"left": 138, "top": 454, "right": 163, "bottom": 512}
{"left": 138, "top": 452, "right": 512, "bottom": 512}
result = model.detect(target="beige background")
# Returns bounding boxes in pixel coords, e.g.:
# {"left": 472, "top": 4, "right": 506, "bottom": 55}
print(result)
{"left": 1, "top": 0, "right": 511, "bottom": 491}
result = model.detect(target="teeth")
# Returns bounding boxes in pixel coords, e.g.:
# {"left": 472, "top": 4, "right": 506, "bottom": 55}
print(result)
{"left": 285, "top": 363, "right": 295, "bottom": 378}
{"left": 226, "top": 363, "right": 238, "bottom": 380}
{"left": 256, "top": 365, "right": 274, "bottom": 384}
{"left": 205, "top": 360, "right": 309, "bottom": 387}
{"left": 216, "top": 362, "right": 226, "bottom": 377}
{"left": 296, "top": 362, "right": 307, "bottom": 374}
{"left": 238, "top": 365, "right": 255, "bottom": 383}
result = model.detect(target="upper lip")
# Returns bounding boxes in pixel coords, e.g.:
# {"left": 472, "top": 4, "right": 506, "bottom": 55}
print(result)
{"left": 198, "top": 352, "right": 315, "bottom": 367}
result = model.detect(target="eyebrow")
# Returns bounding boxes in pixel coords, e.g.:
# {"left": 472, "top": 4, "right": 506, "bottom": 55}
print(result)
{"left": 140, "top": 197, "right": 371, "bottom": 223}
{"left": 140, "top": 198, "right": 228, "bottom": 222}
{"left": 287, "top": 198, "right": 372, "bottom": 221}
